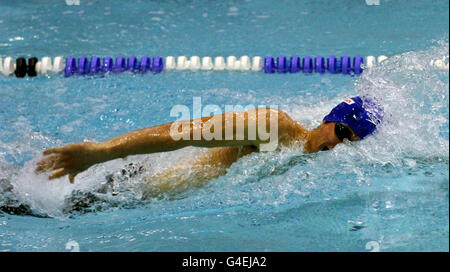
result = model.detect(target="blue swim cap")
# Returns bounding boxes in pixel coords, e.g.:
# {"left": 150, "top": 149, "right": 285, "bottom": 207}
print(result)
{"left": 323, "top": 96, "right": 383, "bottom": 139}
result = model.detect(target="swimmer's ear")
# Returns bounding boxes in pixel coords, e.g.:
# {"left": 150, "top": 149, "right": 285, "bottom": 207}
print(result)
{"left": 350, "top": 134, "right": 361, "bottom": 141}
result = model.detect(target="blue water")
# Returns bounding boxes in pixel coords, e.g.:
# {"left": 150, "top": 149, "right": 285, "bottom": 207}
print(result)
{"left": 0, "top": 0, "right": 448, "bottom": 252}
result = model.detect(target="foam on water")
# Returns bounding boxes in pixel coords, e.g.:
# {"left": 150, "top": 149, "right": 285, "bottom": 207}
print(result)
{"left": 1, "top": 42, "right": 448, "bottom": 218}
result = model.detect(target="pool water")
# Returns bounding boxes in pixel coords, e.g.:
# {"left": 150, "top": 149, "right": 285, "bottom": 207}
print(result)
{"left": 0, "top": 0, "right": 448, "bottom": 251}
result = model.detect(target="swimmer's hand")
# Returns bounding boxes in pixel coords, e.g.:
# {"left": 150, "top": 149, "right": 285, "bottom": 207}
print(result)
{"left": 35, "top": 142, "right": 105, "bottom": 183}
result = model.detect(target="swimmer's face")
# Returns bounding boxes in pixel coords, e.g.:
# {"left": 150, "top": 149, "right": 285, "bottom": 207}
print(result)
{"left": 304, "top": 121, "right": 360, "bottom": 153}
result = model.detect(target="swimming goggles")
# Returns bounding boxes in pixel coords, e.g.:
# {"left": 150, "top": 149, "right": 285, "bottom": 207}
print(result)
{"left": 334, "top": 122, "right": 354, "bottom": 141}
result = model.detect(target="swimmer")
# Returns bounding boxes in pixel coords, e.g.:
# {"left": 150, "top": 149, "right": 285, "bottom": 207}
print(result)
{"left": 36, "top": 96, "right": 382, "bottom": 195}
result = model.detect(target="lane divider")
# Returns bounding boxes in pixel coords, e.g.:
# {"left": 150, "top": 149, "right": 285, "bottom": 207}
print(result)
{"left": 0, "top": 55, "right": 447, "bottom": 78}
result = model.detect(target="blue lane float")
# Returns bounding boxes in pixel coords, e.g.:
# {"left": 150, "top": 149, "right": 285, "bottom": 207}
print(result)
{"left": 114, "top": 57, "right": 126, "bottom": 72}
{"left": 341, "top": 56, "right": 352, "bottom": 74}
{"left": 152, "top": 57, "right": 164, "bottom": 73}
{"left": 276, "top": 56, "right": 287, "bottom": 73}
{"left": 89, "top": 57, "right": 101, "bottom": 75}
{"left": 260, "top": 55, "right": 365, "bottom": 75}
{"left": 303, "top": 56, "right": 313, "bottom": 73}
{"left": 64, "top": 57, "right": 76, "bottom": 77}
{"left": 327, "top": 56, "right": 337, "bottom": 73}
{"left": 77, "top": 57, "right": 88, "bottom": 75}
{"left": 290, "top": 56, "right": 300, "bottom": 73}
{"left": 140, "top": 57, "right": 151, "bottom": 74}
{"left": 127, "top": 56, "right": 137, "bottom": 72}
{"left": 314, "top": 56, "right": 325, "bottom": 74}
{"left": 353, "top": 56, "right": 364, "bottom": 75}
{"left": 264, "top": 56, "right": 275, "bottom": 73}
{"left": 102, "top": 57, "right": 113, "bottom": 73}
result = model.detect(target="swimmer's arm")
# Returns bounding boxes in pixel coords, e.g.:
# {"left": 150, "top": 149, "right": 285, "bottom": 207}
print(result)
{"left": 36, "top": 108, "right": 306, "bottom": 182}
{"left": 98, "top": 108, "right": 306, "bottom": 159}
